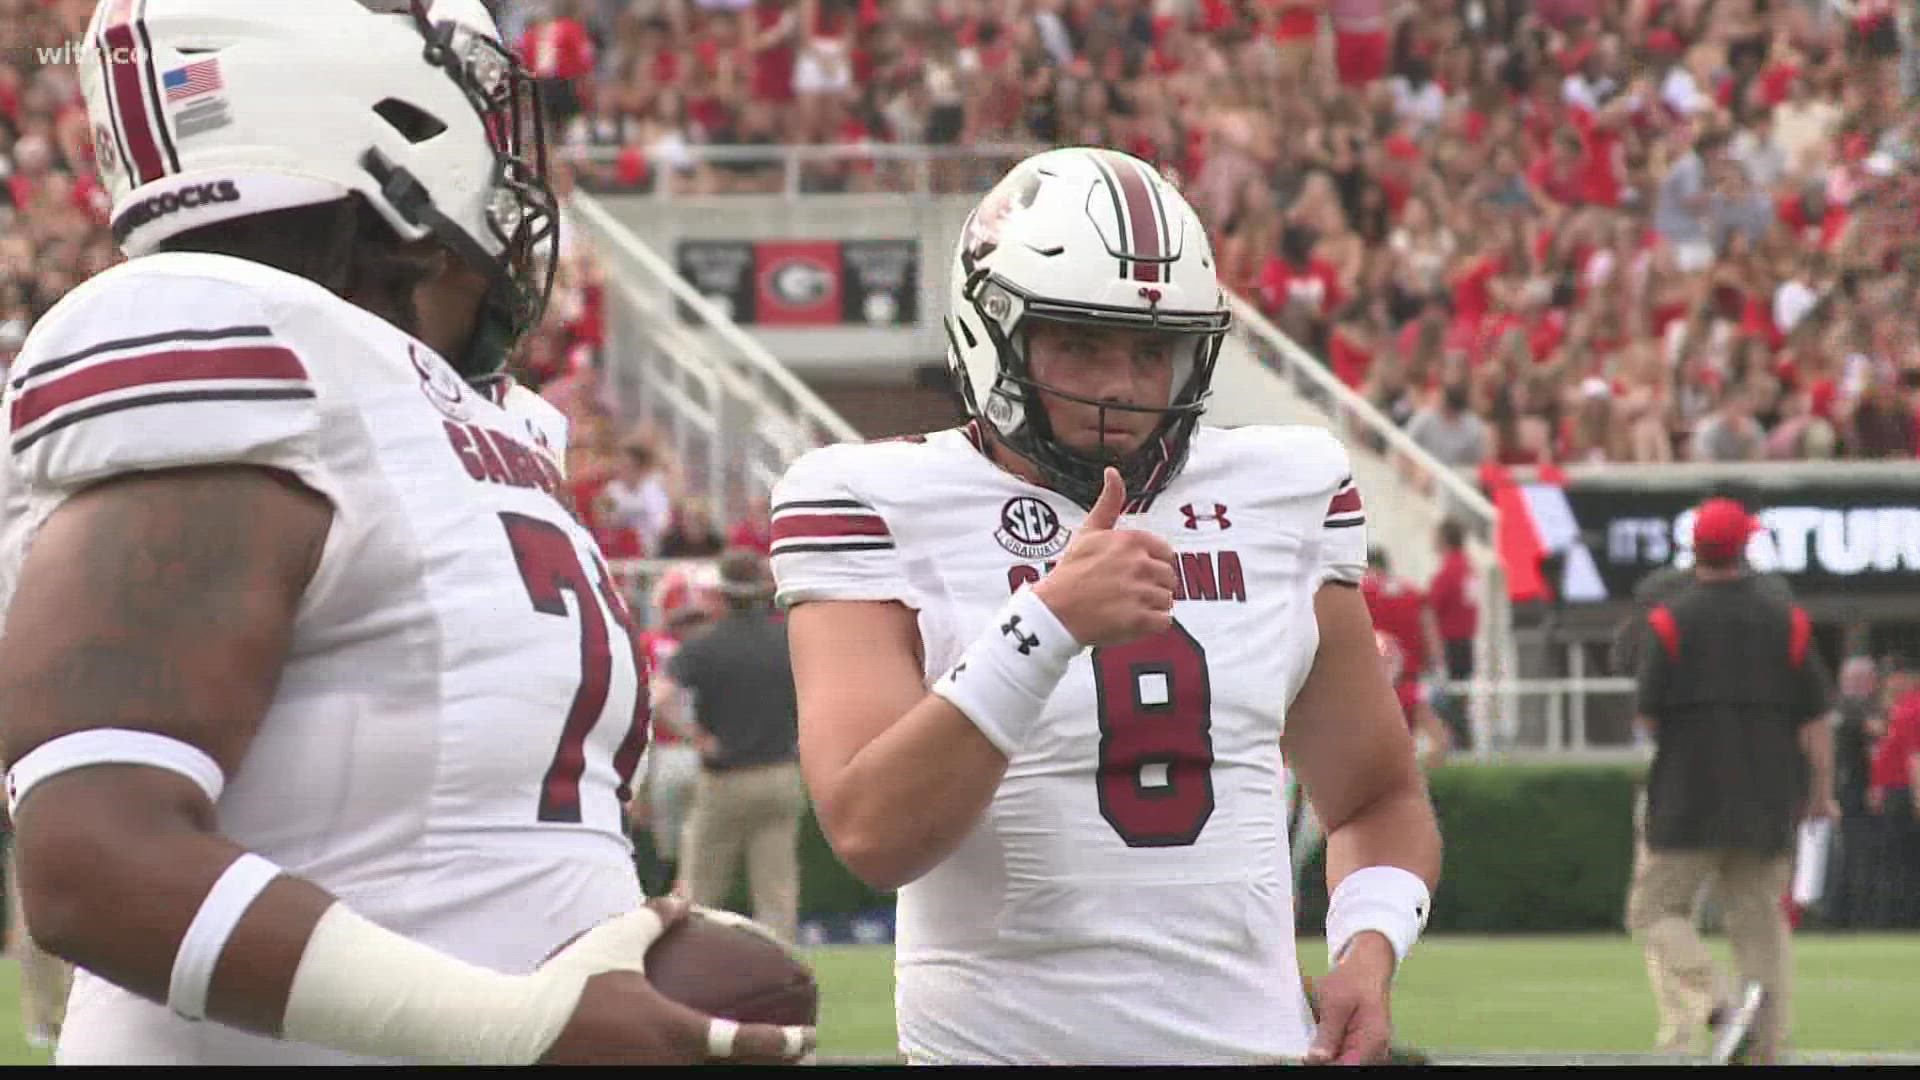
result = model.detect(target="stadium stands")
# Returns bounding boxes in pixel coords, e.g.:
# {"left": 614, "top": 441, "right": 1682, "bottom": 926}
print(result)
{"left": 4, "top": 0, "right": 1917, "bottom": 645}
{"left": 7, "top": 1, "right": 1914, "bottom": 561}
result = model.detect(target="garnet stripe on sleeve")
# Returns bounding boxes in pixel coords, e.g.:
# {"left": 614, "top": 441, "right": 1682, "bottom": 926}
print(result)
{"left": 13, "top": 325, "right": 277, "bottom": 388}
{"left": 771, "top": 497, "right": 871, "bottom": 514}
{"left": 12, "top": 387, "right": 317, "bottom": 454}
{"left": 770, "top": 513, "right": 890, "bottom": 543}
{"left": 770, "top": 540, "right": 894, "bottom": 555}
{"left": 1327, "top": 488, "right": 1363, "bottom": 516}
{"left": 11, "top": 345, "right": 309, "bottom": 431}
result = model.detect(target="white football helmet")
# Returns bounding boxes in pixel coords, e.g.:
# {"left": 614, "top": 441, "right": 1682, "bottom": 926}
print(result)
{"left": 947, "top": 147, "right": 1230, "bottom": 508}
{"left": 78, "top": 0, "right": 556, "bottom": 381}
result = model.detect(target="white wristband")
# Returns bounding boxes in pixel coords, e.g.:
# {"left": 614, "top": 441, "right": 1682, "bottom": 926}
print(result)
{"left": 7, "top": 728, "right": 224, "bottom": 817}
{"left": 1325, "top": 866, "right": 1431, "bottom": 971}
{"left": 930, "top": 585, "right": 1081, "bottom": 756}
{"left": 169, "top": 853, "right": 283, "bottom": 1021}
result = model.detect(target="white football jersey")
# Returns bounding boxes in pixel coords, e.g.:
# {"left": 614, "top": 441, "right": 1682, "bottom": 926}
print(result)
{"left": 770, "top": 423, "right": 1368, "bottom": 1065}
{"left": 0, "top": 253, "right": 646, "bottom": 1065}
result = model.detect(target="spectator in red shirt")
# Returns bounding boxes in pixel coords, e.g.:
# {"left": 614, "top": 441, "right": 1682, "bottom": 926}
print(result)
{"left": 1867, "top": 676, "right": 1920, "bottom": 818}
{"left": 1269, "top": 0, "right": 1322, "bottom": 84}
{"left": 519, "top": 0, "right": 599, "bottom": 127}
{"left": 1427, "top": 519, "right": 1478, "bottom": 747}
{"left": 747, "top": 0, "right": 801, "bottom": 105}
{"left": 725, "top": 492, "right": 773, "bottom": 556}
{"left": 1260, "top": 221, "right": 1345, "bottom": 352}
{"left": 1329, "top": 0, "right": 1390, "bottom": 89}
{"left": 1360, "top": 547, "right": 1444, "bottom": 728}
{"left": 1860, "top": 663, "right": 1920, "bottom": 927}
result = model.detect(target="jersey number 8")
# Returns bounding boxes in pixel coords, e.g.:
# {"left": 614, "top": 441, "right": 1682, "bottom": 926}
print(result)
{"left": 1092, "top": 620, "right": 1216, "bottom": 847}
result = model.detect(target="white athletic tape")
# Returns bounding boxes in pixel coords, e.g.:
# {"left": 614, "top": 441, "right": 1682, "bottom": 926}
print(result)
{"left": 282, "top": 904, "right": 582, "bottom": 1065}
{"left": 707, "top": 1018, "right": 740, "bottom": 1059}
{"left": 783, "top": 1025, "right": 808, "bottom": 1060}
{"left": 541, "top": 906, "right": 668, "bottom": 979}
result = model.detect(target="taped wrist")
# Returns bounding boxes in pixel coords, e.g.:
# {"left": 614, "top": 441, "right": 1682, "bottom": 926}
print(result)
{"left": 281, "top": 904, "right": 586, "bottom": 1065}
{"left": 1324, "top": 866, "right": 1431, "bottom": 971}
{"left": 930, "top": 585, "right": 1081, "bottom": 756}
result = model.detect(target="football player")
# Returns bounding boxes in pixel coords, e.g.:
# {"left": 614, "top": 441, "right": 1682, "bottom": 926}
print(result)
{"left": 0, "top": 0, "right": 807, "bottom": 1066}
{"left": 772, "top": 147, "right": 1443, "bottom": 1065}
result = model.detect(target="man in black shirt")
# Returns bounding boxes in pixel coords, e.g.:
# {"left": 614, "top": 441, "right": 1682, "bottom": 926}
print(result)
{"left": 1627, "top": 498, "right": 1837, "bottom": 1064}
{"left": 1822, "top": 656, "right": 1885, "bottom": 928}
{"left": 664, "top": 548, "right": 805, "bottom": 944}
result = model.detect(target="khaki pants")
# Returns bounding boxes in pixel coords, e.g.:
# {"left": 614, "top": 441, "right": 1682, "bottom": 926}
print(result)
{"left": 643, "top": 743, "right": 703, "bottom": 863}
{"left": 1626, "top": 844, "right": 1793, "bottom": 1061}
{"left": 6, "top": 845, "right": 72, "bottom": 1045}
{"left": 679, "top": 761, "right": 805, "bottom": 946}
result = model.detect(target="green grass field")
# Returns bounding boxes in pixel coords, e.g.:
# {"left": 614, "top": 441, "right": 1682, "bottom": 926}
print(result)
{"left": 0, "top": 933, "right": 1910, "bottom": 1064}
{"left": 800, "top": 933, "right": 1920, "bottom": 1064}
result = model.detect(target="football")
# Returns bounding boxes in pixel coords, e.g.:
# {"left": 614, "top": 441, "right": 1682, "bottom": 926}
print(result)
{"left": 645, "top": 907, "right": 819, "bottom": 1028}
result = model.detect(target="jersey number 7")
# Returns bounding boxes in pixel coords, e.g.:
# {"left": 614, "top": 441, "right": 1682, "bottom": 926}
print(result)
{"left": 1093, "top": 620, "right": 1216, "bottom": 847}
{"left": 500, "top": 512, "right": 651, "bottom": 824}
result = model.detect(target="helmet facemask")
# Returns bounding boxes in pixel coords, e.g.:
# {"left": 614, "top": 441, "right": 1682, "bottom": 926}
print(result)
{"left": 954, "top": 268, "right": 1227, "bottom": 509}
{"left": 363, "top": 0, "right": 558, "bottom": 385}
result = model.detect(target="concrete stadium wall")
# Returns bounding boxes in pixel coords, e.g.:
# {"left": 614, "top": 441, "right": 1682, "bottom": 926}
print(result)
{"left": 598, "top": 194, "right": 976, "bottom": 379}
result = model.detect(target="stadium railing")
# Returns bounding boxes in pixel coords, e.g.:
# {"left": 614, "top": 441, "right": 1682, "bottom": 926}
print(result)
{"left": 573, "top": 142, "right": 1046, "bottom": 198}
{"left": 1225, "top": 296, "right": 1517, "bottom": 759}
{"left": 607, "top": 555, "right": 1629, "bottom": 755}
{"left": 1438, "top": 674, "right": 1641, "bottom": 757}
{"left": 569, "top": 191, "right": 863, "bottom": 527}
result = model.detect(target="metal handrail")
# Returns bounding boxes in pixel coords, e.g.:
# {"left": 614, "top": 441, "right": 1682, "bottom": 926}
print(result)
{"left": 1226, "top": 293, "right": 1497, "bottom": 531}
{"left": 569, "top": 191, "right": 862, "bottom": 448}
{"left": 569, "top": 141, "right": 1047, "bottom": 198}
{"left": 571, "top": 141, "right": 1045, "bottom": 165}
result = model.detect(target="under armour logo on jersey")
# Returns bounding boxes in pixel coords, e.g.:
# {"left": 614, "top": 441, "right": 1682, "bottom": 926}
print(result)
{"left": 1180, "top": 502, "right": 1231, "bottom": 530}
{"left": 1001, "top": 615, "right": 1040, "bottom": 655}
{"left": 952, "top": 662, "right": 967, "bottom": 677}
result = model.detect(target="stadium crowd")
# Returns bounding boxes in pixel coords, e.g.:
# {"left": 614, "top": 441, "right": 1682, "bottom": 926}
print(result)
{"left": 511, "top": 0, "right": 1920, "bottom": 469}
{"left": 0, "top": 0, "right": 1915, "bottom": 1054}
{"left": 6, "top": 0, "right": 1918, "bottom": 562}
{"left": 0, "top": 0, "right": 760, "bottom": 576}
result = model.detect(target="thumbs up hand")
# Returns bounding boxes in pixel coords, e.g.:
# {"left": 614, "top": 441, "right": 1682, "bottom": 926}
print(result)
{"left": 1032, "top": 468, "right": 1180, "bottom": 647}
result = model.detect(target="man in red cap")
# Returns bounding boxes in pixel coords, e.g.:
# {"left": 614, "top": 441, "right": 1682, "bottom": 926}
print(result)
{"left": 1625, "top": 497, "right": 1838, "bottom": 1064}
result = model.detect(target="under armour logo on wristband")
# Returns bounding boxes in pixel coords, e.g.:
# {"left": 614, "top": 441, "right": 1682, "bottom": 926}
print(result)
{"left": 1001, "top": 615, "right": 1040, "bottom": 655}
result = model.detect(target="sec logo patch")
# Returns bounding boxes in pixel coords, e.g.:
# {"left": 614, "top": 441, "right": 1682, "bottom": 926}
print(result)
{"left": 995, "top": 495, "right": 1068, "bottom": 559}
